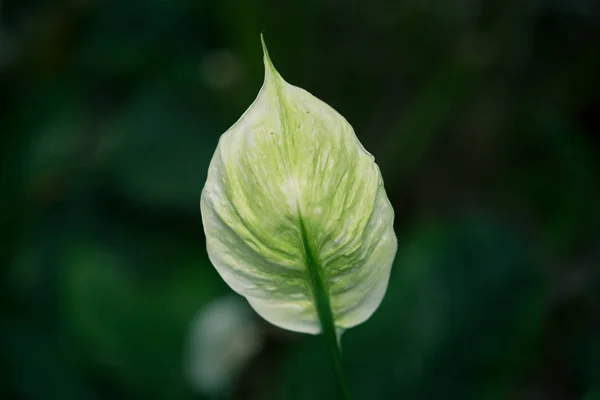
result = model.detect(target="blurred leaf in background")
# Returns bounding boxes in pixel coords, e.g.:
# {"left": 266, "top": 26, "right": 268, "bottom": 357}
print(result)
{"left": 185, "top": 295, "right": 263, "bottom": 398}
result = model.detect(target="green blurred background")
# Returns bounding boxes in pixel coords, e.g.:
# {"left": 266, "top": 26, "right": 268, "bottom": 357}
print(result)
{"left": 1, "top": 0, "right": 599, "bottom": 399}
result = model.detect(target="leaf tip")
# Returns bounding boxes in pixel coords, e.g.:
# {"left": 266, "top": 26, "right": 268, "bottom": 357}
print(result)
{"left": 260, "top": 33, "right": 278, "bottom": 80}
{"left": 260, "top": 32, "right": 269, "bottom": 59}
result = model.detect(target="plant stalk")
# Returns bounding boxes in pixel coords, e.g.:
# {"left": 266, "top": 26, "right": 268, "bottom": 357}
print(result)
{"left": 300, "top": 219, "right": 352, "bottom": 400}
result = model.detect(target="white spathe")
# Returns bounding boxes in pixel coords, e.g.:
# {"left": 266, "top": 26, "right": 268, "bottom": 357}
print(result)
{"left": 200, "top": 36, "right": 397, "bottom": 335}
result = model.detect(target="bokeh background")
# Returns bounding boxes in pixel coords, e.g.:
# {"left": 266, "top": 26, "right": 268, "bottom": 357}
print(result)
{"left": 1, "top": 0, "right": 600, "bottom": 399}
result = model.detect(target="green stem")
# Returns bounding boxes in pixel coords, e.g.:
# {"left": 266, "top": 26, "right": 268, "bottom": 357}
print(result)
{"left": 300, "top": 219, "right": 352, "bottom": 400}
{"left": 263, "top": 33, "right": 351, "bottom": 397}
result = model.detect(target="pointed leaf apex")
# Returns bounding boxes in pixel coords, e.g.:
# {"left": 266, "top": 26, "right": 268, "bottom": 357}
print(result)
{"left": 260, "top": 34, "right": 278, "bottom": 80}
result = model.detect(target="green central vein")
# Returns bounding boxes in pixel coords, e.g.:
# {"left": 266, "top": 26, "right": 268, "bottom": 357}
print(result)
{"left": 261, "top": 34, "right": 352, "bottom": 399}
{"left": 299, "top": 218, "right": 352, "bottom": 400}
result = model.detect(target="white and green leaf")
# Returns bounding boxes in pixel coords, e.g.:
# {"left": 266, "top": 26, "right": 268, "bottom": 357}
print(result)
{"left": 200, "top": 36, "right": 397, "bottom": 335}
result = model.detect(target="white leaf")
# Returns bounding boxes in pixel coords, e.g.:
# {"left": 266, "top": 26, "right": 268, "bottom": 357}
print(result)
{"left": 201, "top": 36, "right": 397, "bottom": 335}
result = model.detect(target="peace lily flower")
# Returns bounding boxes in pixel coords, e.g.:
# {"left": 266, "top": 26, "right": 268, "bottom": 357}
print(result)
{"left": 200, "top": 36, "right": 397, "bottom": 340}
